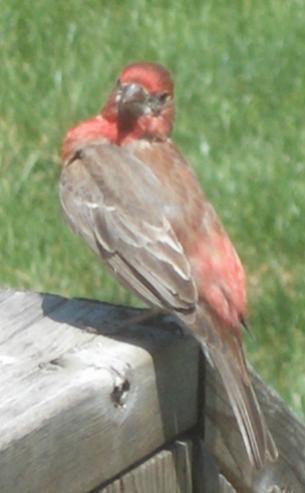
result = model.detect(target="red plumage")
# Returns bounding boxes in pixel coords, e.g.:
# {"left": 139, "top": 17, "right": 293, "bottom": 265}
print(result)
{"left": 60, "top": 61, "right": 278, "bottom": 468}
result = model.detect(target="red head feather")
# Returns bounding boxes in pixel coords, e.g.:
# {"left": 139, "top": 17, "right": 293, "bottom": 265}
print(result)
{"left": 119, "top": 62, "right": 174, "bottom": 96}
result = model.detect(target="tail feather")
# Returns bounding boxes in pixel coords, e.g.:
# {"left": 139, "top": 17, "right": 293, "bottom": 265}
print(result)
{"left": 207, "top": 340, "right": 278, "bottom": 468}
{"left": 189, "top": 308, "right": 278, "bottom": 469}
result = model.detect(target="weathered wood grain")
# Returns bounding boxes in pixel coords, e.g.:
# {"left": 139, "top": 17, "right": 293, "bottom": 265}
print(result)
{"left": 1, "top": 289, "right": 304, "bottom": 493}
{"left": 204, "top": 360, "right": 305, "bottom": 492}
{"left": 98, "top": 436, "right": 236, "bottom": 492}
{"left": 0, "top": 289, "right": 16, "bottom": 304}
{"left": 98, "top": 440, "right": 193, "bottom": 493}
{"left": 0, "top": 290, "right": 199, "bottom": 493}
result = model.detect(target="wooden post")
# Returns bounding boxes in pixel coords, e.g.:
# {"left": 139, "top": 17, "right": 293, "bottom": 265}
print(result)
{"left": 0, "top": 289, "right": 304, "bottom": 492}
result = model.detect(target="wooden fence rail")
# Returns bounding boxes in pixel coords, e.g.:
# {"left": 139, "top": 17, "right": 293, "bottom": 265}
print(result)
{"left": 0, "top": 289, "right": 304, "bottom": 492}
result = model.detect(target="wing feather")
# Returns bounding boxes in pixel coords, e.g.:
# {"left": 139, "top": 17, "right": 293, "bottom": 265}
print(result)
{"left": 59, "top": 142, "right": 197, "bottom": 313}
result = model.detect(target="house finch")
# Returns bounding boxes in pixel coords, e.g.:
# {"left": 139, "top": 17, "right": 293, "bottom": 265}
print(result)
{"left": 60, "top": 62, "right": 278, "bottom": 468}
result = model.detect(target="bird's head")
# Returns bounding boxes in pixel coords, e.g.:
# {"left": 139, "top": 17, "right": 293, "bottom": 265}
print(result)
{"left": 101, "top": 62, "right": 175, "bottom": 142}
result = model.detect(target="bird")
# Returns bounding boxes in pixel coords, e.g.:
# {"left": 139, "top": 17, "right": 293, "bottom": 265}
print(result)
{"left": 59, "top": 61, "right": 278, "bottom": 469}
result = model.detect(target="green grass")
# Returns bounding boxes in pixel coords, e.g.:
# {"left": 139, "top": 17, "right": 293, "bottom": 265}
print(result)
{"left": 1, "top": 0, "right": 305, "bottom": 419}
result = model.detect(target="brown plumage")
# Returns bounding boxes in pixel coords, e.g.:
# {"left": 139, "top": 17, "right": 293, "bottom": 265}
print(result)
{"left": 60, "top": 62, "right": 278, "bottom": 468}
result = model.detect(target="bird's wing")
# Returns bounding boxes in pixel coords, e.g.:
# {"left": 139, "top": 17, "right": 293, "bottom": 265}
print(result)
{"left": 59, "top": 141, "right": 197, "bottom": 314}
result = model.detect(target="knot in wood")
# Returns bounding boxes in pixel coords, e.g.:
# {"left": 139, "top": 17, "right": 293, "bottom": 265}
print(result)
{"left": 111, "top": 376, "right": 130, "bottom": 408}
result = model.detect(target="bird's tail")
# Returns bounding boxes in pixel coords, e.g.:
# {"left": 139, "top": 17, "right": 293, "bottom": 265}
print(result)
{"left": 188, "top": 310, "right": 278, "bottom": 469}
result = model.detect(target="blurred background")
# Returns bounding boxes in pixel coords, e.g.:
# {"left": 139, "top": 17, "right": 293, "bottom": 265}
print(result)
{"left": 1, "top": 0, "right": 305, "bottom": 419}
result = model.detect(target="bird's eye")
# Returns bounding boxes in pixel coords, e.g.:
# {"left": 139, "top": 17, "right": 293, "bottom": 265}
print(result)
{"left": 158, "top": 92, "right": 170, "bottom": 104}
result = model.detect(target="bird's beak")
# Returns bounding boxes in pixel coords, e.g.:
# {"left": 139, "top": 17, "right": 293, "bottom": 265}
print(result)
{"left": 118, "top": 83, "right": 148, "bottom": 115}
